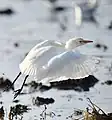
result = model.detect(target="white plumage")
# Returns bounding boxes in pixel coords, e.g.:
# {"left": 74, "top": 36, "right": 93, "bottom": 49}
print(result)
{"left": 12, "top": 37, "right": 97, "bottom": 98}
{"left": 19, "top": 46, "right": 65, "bottom": 76}
{"left": 20, "top": 38, "right": 95, "bottom": 82}
{"left": 34, "top": 50, "right": 96, "bottom": 85}
{"left": 19, "top": 40, "right": 65, "bottom": 76}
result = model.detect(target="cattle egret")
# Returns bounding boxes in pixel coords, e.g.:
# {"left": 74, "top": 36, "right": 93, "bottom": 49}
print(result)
{"left": 10, "top": 38, "right": 97, "bottom": 99}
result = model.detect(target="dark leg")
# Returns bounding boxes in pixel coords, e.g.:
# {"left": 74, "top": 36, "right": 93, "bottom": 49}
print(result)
{"left": 12, "top": 72, "right": 21, "bottom": 86}
{"left": 4, "top": 72, "right": 21, "bottom": 91}
{"left": 14, "top": 75, "right": 29, "bottom": 99}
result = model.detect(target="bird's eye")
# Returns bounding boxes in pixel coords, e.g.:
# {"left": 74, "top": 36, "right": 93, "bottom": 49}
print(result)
{"left": 79, "top": 41, "right": 83, "bottom": 43}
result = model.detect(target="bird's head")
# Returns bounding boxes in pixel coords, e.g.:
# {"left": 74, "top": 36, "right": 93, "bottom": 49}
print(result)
{"left": 65, "top": 38, "right": 93, "bottom": 50}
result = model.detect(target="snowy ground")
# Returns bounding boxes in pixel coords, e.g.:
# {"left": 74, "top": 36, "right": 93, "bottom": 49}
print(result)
{"left": 0, "top": 0, "right": 112, "bottom": 119}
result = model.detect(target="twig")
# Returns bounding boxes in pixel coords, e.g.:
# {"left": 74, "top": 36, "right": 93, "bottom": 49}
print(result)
{"left": 87, "top": 98, "right": 108, "bottom": 116}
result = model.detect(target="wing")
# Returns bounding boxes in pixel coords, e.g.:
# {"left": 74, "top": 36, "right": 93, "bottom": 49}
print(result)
{"left": 30, "top": 40, "right": 64, "bottom": 53}
{"left": 19, "top": 46, "right": 65, "bottom": 76}
{"left": 43, "top": 51, "right": 97, "bottom": 81}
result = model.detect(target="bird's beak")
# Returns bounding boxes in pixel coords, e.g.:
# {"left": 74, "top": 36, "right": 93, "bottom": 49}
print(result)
{"left": 82, "top": 40, "right": 93, "bottom": 43}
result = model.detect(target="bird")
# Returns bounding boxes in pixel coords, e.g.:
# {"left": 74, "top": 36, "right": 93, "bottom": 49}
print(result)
{"left": 10, "top": 37, "right": 97, "bottom": 99}
{"left": 74, "top": 0, "right": 99, "bottom": 26}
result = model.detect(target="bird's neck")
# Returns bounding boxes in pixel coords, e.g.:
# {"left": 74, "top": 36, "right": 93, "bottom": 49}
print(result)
{"left": 65, "top": 47, "right": 80, "bottom": 53}
{"left": 65, "top": 44, "right": 78, "bottom": 50}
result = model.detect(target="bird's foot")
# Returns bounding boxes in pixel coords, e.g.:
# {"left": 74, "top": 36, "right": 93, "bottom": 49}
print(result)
{"left": 14, "top": 88, "right": 22, "bottom": 99}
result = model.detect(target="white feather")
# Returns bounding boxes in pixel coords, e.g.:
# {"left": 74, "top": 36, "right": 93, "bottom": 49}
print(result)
{"left": 36, "top": 51, "right": 97, "bottom": 83}
{"left": 19, "top": 38, "right": 98, "bottom": 85}
{"left": 19, "top": 46, "right": 65, "bottom": 76}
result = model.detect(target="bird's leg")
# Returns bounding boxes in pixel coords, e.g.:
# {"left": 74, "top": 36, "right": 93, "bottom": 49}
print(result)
{"left": 14, "top": 75, "right": 29, "bottom": 99}
{"left": 12, "top": 72, "right": 22, "bottom": 87}
{"left": 4, "top": 72, "right": 21, "bottom": 91}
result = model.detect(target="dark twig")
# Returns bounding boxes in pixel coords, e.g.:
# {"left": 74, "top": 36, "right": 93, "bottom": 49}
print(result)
{"left": 87, "top": 98, "right": 107, "bottom": 116}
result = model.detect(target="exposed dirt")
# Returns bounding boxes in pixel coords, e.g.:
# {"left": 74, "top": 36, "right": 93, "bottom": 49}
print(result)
{"left": 32, "top": 96, "right": 55, "bottom": 106}
{"left": 0, "top": 77, "right": 14, "bottom": 91}
{"left": 25, "top": 75, "right": 99, "bottom": 93}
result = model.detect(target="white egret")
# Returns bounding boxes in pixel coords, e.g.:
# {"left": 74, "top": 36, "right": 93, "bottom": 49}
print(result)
{"left": 10, "top": 38, "right": 96, "bottom": 99}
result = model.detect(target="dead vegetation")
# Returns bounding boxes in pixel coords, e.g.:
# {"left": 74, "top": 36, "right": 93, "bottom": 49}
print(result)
{"left": 82, "top": 98, "right": 112, "bottom": 120}
{"left": 66, "top": 98, "right": 112, "bottom": 120}
{"left": 0, "top": 106, "right": 4, "bottom": 120}
{"left": 40, "top": 105, "right": 56, "bottom": 120}
{"left": 8, "top": 104, "right": 31, "bottom": 120}
{"left": 0, "top": 98, "right": 111, "bottom": 120}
